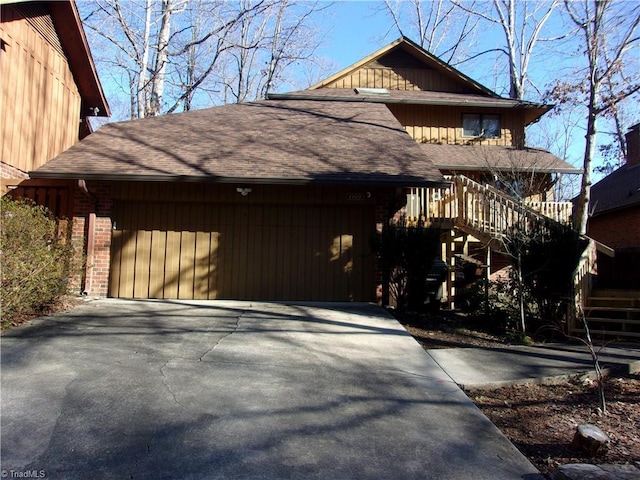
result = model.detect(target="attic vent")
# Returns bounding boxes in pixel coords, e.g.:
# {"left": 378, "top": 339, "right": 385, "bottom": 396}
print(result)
{"left": 354, "top": 88, "right": 390, "bottom": 96}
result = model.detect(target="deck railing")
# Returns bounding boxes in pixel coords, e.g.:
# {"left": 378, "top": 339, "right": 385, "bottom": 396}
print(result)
{"left": 568, "top": 239, "right": 596, "bottom": 334}
{"left": 407, "top": 175, "right": 574, "bottom": 240}
{"left": 525, "top": 201, "right": 573, "bottom": 224}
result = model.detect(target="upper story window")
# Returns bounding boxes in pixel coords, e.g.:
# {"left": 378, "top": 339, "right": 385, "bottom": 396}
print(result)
{"left": 462, "top": 114, "right": 501, "bottom": 138}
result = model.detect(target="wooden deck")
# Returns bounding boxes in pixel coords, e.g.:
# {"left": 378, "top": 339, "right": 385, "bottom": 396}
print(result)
{"left": 406, "top": 174, "right": 573, "bottom": 244}
{"left": 405, "top": 175, "right": 635, "bottom": 341}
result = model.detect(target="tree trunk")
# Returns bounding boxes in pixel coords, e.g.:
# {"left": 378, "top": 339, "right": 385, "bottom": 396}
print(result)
{"left": 150, "top": 0, "right": 173, "bottom": 116}
{"left": 137, "top": 0, "right": 152, "bottom": 119}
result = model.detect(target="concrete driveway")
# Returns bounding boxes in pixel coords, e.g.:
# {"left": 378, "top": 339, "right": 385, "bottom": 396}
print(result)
{"left": 1, "top": 300, "right": 541, "bottom": 480}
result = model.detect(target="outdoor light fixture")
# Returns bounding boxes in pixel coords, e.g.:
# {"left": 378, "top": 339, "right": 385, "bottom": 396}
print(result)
{"left": 236, "top": 187, "right": 252, "bottom": 196}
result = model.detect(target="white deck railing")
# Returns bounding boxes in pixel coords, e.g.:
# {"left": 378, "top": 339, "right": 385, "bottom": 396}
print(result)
{"left": 406, "top": 175, "right": 573, "bottom": 233}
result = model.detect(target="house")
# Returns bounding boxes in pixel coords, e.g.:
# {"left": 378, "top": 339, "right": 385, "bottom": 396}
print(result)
{"left": 30, "top": 37, "right": 578, "bottom": 304}
{"left": 269, "top": 38, "right": 581, "bottom": 302}
{"left": 0, "top": 0, "right": 110, "bottom": 216}
{"left": 587, "top": 123, "right": 640, "bottom": 289}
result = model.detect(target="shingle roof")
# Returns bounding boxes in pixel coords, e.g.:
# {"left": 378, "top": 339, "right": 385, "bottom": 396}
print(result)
{"left": 418, "top": 143, "right": 581, "bottom": 174}
{"left": 270, "top": 88, "right": 545, "bottom": 109}
{"left": 31, "top": 99, "right": 446, "bottom": 187}
{"left": 590, "top": 163, "right": 640, "bottom": 215}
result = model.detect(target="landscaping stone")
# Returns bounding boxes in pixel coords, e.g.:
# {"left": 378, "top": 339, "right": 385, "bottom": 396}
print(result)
{"left": 553, "top": 463, "right": 640, "bottom": 480}
{"left": 572, "top": 424, "right": 610, "bottom": 456}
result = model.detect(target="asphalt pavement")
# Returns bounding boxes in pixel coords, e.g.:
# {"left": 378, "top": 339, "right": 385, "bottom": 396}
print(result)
{"left": 1, "top": 299, "right": 543, "bottom": 480}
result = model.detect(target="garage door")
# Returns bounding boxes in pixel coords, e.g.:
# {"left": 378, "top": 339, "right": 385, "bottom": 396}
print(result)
{"left": 109, "top": 201, "right": 375, "bottom": 301}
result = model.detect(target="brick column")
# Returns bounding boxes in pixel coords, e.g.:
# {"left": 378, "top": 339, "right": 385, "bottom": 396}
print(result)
{"left": 70, "top": 181, "right": 112, "bottom": 297}
{"left": 375, "top": 189, "right": 397, "bottom": 307}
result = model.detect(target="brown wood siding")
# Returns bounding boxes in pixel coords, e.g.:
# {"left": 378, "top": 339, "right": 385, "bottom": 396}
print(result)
{"left": 9, "top": 184, "right": 71, "bottom": 219}
{"left": 109, "top": 184, "right": 377, "bottom": 301}
{"left": 324, "top": 67, "right": 470, "bottom": 93}
{"left": 387, "top": 104, "right": 525, "bottom": 147}
{"left": 1, "top": 6, "right": 81, "bottom": 174}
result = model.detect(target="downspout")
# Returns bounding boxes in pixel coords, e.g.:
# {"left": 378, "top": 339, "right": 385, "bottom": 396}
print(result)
{"left": 78, "top": 179, "right": 97, "bottom": 296}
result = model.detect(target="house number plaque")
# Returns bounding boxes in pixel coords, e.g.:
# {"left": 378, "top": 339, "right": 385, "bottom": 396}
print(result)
{"left": 346, "top": 192, "right": 371, "bottom": 201}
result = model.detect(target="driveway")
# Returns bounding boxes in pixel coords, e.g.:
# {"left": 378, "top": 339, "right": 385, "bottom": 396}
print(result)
{"left": 1, "top": 300, "right": 541, "bottom": 479}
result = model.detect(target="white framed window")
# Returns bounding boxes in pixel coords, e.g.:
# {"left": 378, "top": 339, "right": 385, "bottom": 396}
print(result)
{"left": 462, "top": 114, "right": 501, "bottom": 138}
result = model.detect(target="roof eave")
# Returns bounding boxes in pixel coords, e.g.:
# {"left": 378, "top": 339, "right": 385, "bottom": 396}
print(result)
{"left": 29, "top": 171, "right": 449, "bottom": 188}
{"left": 435, "top": 165, "right": 582, "bottom": 174}
{"left": 268, "top": 92, "right": 550, "bottom": 111}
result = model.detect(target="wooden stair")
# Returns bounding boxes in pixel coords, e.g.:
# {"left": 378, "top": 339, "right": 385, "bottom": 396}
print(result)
{"left": 573, "top": 289, "right": 640, "bottom": 341}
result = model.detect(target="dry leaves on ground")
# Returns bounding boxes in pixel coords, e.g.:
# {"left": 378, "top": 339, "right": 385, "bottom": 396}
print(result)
{"left": 395, "top": 310, "right": 640, "bottom": 478}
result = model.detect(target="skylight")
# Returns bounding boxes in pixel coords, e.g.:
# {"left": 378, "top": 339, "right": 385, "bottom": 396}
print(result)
{"left": 354, "top": 88, "right": 390, "bottom": 96}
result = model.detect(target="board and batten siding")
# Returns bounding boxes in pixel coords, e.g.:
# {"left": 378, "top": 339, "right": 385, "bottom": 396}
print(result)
{"left": 323, "top": 66, "right": 471, "bottom": 93}
{"left": 388, "top": 104, "right": 525, "bottom": 147}
{"left": 0, "top": 5, "right": 81, "bottom": 174}
{"left": 108, "top": 184, "right": 377, "bottom": 302}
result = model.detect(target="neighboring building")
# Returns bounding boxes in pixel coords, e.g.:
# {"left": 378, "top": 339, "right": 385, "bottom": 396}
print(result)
{"left": 0, "top": 0, "right": 109, "bottom": 215}
{"left": 587, "top": 123, "right": 640, "bottom": 289}
{"left": 30, "top": 37, "right": 577, "bottom": 304}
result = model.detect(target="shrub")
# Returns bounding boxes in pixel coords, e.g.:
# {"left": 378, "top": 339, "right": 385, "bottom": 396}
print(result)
{"left": 459, "top": 220, "right": 586, "bottom": 339}
{"left": 521, "top": 223, "right": 587, "bottom": 332}
{"left": 0, "top": 197, "right": 77, "bottom": 327}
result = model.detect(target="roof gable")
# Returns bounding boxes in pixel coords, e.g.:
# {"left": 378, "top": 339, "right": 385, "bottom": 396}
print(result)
{"left": 311, "top": 37, "right": 497, "bottom": 97}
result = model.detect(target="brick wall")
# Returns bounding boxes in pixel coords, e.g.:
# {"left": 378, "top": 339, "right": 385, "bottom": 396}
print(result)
{"left": 70, "top": 181, "right": 112, "bottom": 296}
{"left": 587, "top": 206, "right": 640, "bottom": 250}
{"left": 1, "top": 161, "right": 29, "bottom": 181}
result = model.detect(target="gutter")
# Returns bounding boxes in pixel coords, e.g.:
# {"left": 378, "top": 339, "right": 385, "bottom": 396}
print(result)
{"left": 31, "top": 173, "right": 450, "bottom": 189}
{"left": 434, "top": 165, "right": 583, "bottom": 175}
{"left": 267, "top": 92, "right": 551, "bottom": 110}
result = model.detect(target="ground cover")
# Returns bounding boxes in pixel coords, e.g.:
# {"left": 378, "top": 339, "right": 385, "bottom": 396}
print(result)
{"left": 396, "top": 310, "right": 640, "bottom": 478}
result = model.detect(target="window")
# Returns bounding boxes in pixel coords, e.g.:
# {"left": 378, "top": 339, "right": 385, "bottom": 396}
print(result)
{"left": 462, "top": 114, "right": 501, "bottom": 138}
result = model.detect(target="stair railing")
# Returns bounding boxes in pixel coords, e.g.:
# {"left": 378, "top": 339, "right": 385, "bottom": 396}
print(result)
{"left": 568, "top": 238, "right": 597, "bottom": 334}
{"left": 450, "top": 175, "right": 566, "bottom": 243}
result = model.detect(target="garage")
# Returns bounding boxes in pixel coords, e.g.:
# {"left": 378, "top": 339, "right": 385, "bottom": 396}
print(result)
{"left": 108, "top": 186, "right": 376, "bottom": 301}
{"left": 32, "top": 99, "right": 446, "bottom": 299}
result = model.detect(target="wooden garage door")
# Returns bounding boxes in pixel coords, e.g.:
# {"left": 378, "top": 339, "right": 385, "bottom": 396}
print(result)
{"left": 109, "top": 201, "right": 375, "bottom": 301}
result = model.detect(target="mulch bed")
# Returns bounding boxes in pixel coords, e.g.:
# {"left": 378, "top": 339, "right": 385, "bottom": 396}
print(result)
{"left": 394, "top": 309, "right": 640, "bottom": 478}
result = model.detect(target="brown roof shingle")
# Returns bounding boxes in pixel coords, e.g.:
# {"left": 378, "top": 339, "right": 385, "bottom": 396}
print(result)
{"left": 418, "top": 143, "right": 581, "bottom": 174}
{"left": 590, "top": 163, "right": 640, "bottom": 215}
{"left": 268, "top": 88, "right": 552, "bottom": 126}
{"left": 32, "top": 100, "right": 446, "bottom": 187}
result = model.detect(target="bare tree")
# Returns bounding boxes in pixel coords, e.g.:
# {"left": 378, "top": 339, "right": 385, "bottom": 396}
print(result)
{"left": 547, "top": 0, "right": 640, "bottom": 234}
{"left": 80, "top": 0, "right": 325, "bottom": 118}
{"left": 223, "top": 0, "right": 329, "bottom": 103}
{"left": 381, "top": 0, "right": 480, "bottom": 64}
{"left": 452, "top": 0, "right": 560, "bottom": 100}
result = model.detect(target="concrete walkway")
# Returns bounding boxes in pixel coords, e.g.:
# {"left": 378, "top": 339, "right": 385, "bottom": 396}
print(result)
{"left": 428, "top": 342, "right": 640, "bottom": 389}
{"left": 1, "top": 299, "right": 542, "bottom": 480}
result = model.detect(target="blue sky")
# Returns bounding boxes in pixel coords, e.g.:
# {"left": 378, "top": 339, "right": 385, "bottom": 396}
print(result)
{"left": 317, "top": 2, "right": 395, "bottom": 67}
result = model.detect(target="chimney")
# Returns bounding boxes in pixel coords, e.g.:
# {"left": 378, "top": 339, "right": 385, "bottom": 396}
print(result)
{"left": 626, "top": 122, "right": 640, "bottom": 167}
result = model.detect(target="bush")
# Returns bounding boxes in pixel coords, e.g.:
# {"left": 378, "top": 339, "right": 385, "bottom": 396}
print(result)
{"left": 521, "top": 223, "right": 587, "bottom": 332}
{"left": 473, "top": 220, "right": 587, "bottom": 337}
{"left": 0, "top": 197, "right": 77, "bottom": 327}
{"left": 459, "top": 273, "right": 528, "bottom": 334}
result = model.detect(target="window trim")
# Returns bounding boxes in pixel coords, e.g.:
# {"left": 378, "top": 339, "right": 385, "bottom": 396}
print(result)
{"left": 462, "top": 113, "right": 501, "bottom": 139}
